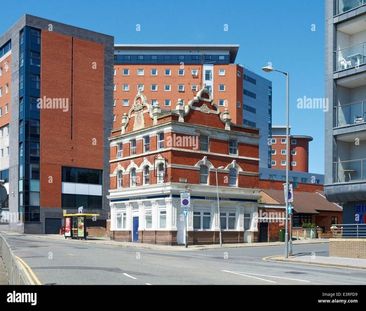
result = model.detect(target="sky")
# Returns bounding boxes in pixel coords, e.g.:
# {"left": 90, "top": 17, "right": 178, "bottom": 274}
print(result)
{"left": 0, "top": 0, "right": 325, "bottom": 173}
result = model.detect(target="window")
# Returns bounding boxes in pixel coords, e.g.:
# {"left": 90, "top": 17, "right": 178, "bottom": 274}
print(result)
{"left": 30, "top": 142, "right": 40, "bottom": 157}
{"left": 130, "top": 139, "right": 136, "bottom": 155}
{"left": 117, "top": 171, "right": 123, "bottom": 189}
{"left": 291, "top": 149, "right": 297, "bottom": 155}
{"left": 229, "top": 139, "right": 238, "bottom": 155}
{"left": 200, "top": 165, "right": 209, "bottom": 184}
{"left": 151, "top": 68, "right": 158, "bottom": 76}
{"left": 151, "top": 99, "right": 158, "bottom": 106}
{"left": 281, "top": 149, "right": 286, "bottom": 155}
{"left": 151, "top": 84, "right": 158, "bottom": 91}
{"left": 204, "top": 70, "right": 212, "bottom": 81}
{"left": 122, "top": 84, "right": 130, "bottom": 91}
{"left": 291, "top": 139, "right": 297, "bottom": 145}
{"left": 271, "top": 149, "right": 276, "bottom": 155}
{"left": 0, "top": 88, "right": 2, "bottom": 97}
{"left": 200, "top": 135, "right": 209, "bottom": 151}
{"left": 0, "top": 108, "right": 2, "bottom": 117}
{"left": 62, "top": 167, "right": 102, "bottom": 185}
{"left": 281, "top": 160, "right": 286, "bottom": 166}
{"left": 193, "top": 211, "right": 211, "bottom": 230}
{"left": 157, "top": 132, "right": 164, "bottom": 149}
{"left": 191, "top": 85, "right": 198, "bottom": 92}
{"left": 116, "top": 212, "right": 127, "bottom": 229}
{"left": 123, "top": 69, "right": 130, "bottom": 76}
{"left": 291, "top": 161, "right": 297, "bottom": 166}
{"left": 271, "top": 160, "right": 276, "bottom": 166}
{"left": 143, "top": 135, "right": 150, "bottom": 152}
{"left": 220, "top": 212, "right": 236, "bottom": 230}
{"left": 113, "top": 84, "right": 117, "bottom": 91}
{"left": 244, "top": 89, "right": 256, "bottom": 99}
{"left": 244, "top": 213, "right": 251, "bottom": 230}
{"left": 5, "top": 84, "right": 9, "bottom": 94}
{"left": 178, "top": 84, "right": 185, "bottom": 92}
{"left": 178, "top": 69, "right": 184, "bottom": 76}
{"left": 164, "top": 84, "right": 171, "bottom": 91}
{"left": 165, "top": 69, "right": 171, "bottom": 76}
{"left": 159, "top": 210, "right": 167, "bottom": 228}
{"left": 331, "top": 216, "right": 338, "bottom": 225}
{"left": 218, "top": 69, "right": 226, "bottom": 76}
{"left": 229, "top": 168, "right": 237, "bottom": 187}
{"left": 145, "top": 209, "right": 152, "bottom": 229}
{"left": 157, "top": 163, "right": 165, "bottom": 184}
{"left": 143, "top": 166, "right": 150, "bottom": 185}
{"left": 114, "top": 69, "right": 116, "bottom": 76}
{"left": 271, "top": 138, "right": 276, "bottom": 144}
{"left": 122, "top": 99, "right": 129, "bottom": 106}
{"left": 243, "top": 104, "right": 256, "bottom": 113}
{"left": 137, "top": 84, "right": 144, "bottom": 92}
{"left": 219, "top": 99, "right": 226, "bottom": 106}
{"left": 281, "top": 138, "right": 286, "bottom": 144}
{"left": 4, "top": 104, "right": 8, "bottom": 114}
{"left": 113, "top": 115, "right": 116, "bottom": 122}
{"left": 219, "top": 84, "right": 225, "bottom": 92}
{"left": 31, "top": 74, "right": 40, "bottom": 90}
{"left": 137, "top": 69, "right": 144, "bottom": 76}
{"left": 164, "top": 99, "right": 171, "bottom": 106}
{"left": 113, "top": 100, "right": 116, "bottom": 107}
{"left": 191, "top": 69, "right": 199, "bottom": 76}
{"left": 117, "top": 143, "right": 123, "bottom": 158}
{"left": 244, "top": 74, "right": 256, "bottom": 85}
{"left": 130, "top": 168, "right": 137, "bottom": 187}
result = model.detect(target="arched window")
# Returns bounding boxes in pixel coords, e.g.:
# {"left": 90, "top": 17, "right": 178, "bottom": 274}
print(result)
{"left": 143, "top": 166, "right": 150, "bottom": 185}
{"left": 157, "top": 163, "right": 165, "bottom": 184}
{"left": 229, "top": 167, "right": 237, "bottom": 187}
{"left": 117, "top": 170, "right": 123, "bottom": 189}
{"left": 200, "top": 165, "right": 209, "bottom": 184}
{"left": 130, "top": 168, "right": 137, "bottom": 187}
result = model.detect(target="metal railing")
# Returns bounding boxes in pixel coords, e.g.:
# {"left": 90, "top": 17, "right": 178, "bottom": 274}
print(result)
{"left": 335, "top": 101, "right": 366, "bottom": 127}
{"left": 333, "top": 158, "right": 366, "bottom": 182}
{"left": 335, "top": 42, "right": 366, "bottom": 71}
{"left": 337, "top": 0, "right": 366, "bottom": 14}
{"left": 331, "top": 223, "right": 366, "bottom": 238}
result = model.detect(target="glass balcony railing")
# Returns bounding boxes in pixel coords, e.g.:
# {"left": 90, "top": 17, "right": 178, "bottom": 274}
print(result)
{"left": 335, "top": 42, "right": 366, "bottom": 71}
{"left": 333, "top": 159, "right": 366, "bottom": 182}
{"left": 335, "top": 101, "right": 366, "bottom": 127}
{"left": 337, "top": 0, "right": 366, "bottom": 14}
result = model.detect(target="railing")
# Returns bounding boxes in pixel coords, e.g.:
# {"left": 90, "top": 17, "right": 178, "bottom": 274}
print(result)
{"left": 337, "top": 0, "right": 366, "bottom": 14}
{"left": 331, "top": 223, "right": 366, "bottom": 238}
{"left": 335, "top": 42, "right": 366, "bottom": 71}
{"left": 335, "top": 101, "right": 366, "bottom": 127}
{"left": 333, "top": 159, "right": 366, "bottom": 182}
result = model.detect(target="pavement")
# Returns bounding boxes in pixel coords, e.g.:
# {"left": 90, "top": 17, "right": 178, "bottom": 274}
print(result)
{"left": 266, "top": 254, "right": 366, "bottom": 270}
{"left": 2, "top": 231, "right": 366, "bottom": 285}
{"left": 0, "top": 256, "right": 8, "bottom": 285}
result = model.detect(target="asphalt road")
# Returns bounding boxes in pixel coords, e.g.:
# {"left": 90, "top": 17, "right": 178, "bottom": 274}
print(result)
{"left": 2, "top": 232, "right": 366, "bottom": 285}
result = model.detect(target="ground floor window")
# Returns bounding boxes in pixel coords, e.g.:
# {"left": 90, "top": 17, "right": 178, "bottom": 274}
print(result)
{"left": 293, "top": 214, "right": 313, "bottom": 227}
{"left": 193, "top": 211, "right": 211, "bottom": 230}
{"left": 116, "top": 211, "right": 127, "bottom": 229}
{"left": 159, "top": 210, "right": 166, "bottom": 228}
{"left": 244, "top": 213, "right": 251, "bottom": 230}
{"left": 331, "top": 216, "right": 338, "bottom": 225}
{"left": 145, "top": 209, "right": 152, "bottom": 228}
{"left": 220, "top": 212, "right": 236, "bottom": 230}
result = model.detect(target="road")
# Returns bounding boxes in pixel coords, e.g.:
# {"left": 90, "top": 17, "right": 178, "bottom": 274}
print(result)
{"left": 2, "top": 232, "right": 366, "bottom": 285}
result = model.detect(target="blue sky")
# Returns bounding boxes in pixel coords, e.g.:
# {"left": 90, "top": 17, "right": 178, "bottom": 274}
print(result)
{"left": 0, "top": 0, "right": 325, "bottom": 173}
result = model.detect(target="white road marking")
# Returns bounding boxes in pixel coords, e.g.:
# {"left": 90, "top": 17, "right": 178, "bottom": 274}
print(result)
{"left": 222, "top": 270, "right": 277, "bottom": 284}
{"left": 242, "top": 271, "right": 311, "bottom": 283}
{"left": 145, "top": 283, "right": 152, "bottom": 285}
{"left": 123, "top": 273, "right": 137, "bottom": 280}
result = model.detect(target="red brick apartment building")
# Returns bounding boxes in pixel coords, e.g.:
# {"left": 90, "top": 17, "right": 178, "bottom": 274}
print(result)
{"left": 113, "top": 45, "right": 244, "bottom": 128}
{"left": 270, "top": 126, "right": 312, "bottom": 172}
{"left": 0, "top": 15, "right": 114, "bottom": 233}
{"left": 109, "top": 88, "right": 260, "bottom": 245}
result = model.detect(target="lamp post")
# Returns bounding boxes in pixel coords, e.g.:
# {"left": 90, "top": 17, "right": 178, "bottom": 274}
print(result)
{"left": 215, "top": 166, "right": 224, "bottom": 247}
{"left": 262, "top": 62, "right": 291, "bottom": 258}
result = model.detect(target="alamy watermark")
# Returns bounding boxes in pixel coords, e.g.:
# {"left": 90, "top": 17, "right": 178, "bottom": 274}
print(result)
{"left": 297, "top": 96, "right": 329, "bottom": 112}
{"left": 166, "top": 134, "right": 199, "bottom": 150}
{"left": 37, "top": 96, "right": 69, "bottom": 112}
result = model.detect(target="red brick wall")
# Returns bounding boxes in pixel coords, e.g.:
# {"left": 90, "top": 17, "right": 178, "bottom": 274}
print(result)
{"left": 0, "top": 53, "right": 11, "bottom": 128}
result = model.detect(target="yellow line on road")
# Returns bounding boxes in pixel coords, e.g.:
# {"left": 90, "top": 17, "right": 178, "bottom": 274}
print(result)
{"left": 15, "top": 256, "right": 42, "bottom": 285}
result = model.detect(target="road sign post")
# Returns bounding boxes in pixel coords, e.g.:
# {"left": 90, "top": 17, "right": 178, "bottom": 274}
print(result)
{"left": 180, "top": 192, "right": 190, "bottom": 248}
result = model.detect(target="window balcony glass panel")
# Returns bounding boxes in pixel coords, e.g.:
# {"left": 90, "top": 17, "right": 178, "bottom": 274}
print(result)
{"left": 335, "top": 101, "right": 366, "bottom": 127}
{"left": 337, "top": 0, "right": 366, "bottom": 14}
{"left": 335, "top": 42, "right": 366, "bottom": 71}
{"left": 333, "top": 159, "right": 366, "bottom": 182}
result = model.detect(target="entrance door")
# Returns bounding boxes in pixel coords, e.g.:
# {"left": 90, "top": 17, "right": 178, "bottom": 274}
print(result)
{"left": 259, "top": 222, "right": 269, "bottom": 242}
{"left": 132, "top": 216, "right": 139, "bottom": 242}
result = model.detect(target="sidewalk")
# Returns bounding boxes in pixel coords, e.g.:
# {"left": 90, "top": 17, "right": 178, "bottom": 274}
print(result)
{"left": 0, "top": 256, "right": 8, "bottom": 285}
{"left": 1, "top": 231, "right": 328, "bottom": 251}
{"left": 266, "top": 254, "right": 366, "bottom": 270}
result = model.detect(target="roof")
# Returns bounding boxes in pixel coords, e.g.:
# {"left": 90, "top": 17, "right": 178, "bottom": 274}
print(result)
{"left": 260, "top": 189, "right": 342, "bottom": 214}
{"left": 114, "top": 44, "right": 239, "bottom": 62}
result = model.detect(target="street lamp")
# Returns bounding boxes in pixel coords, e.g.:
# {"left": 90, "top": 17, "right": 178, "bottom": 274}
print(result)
{"left": 262, "top": 62, "right": 292, "bottom": 258}
{"left": 215, "top": 166, "right": 224, "bottom": 247}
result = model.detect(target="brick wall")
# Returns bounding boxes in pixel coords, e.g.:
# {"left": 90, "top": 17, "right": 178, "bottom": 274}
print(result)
{"left": 329, "top": 239, "right": 366, "bottom": 259}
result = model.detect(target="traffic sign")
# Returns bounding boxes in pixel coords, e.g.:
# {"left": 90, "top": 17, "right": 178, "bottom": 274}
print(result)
{"left": 180, "top": 192, "right": 190, "bottom": 208}
{"left": 283, "top": 183, "right": 294, "bottom": 203}
{"left": 183, "top": 209, "right": 188, "bottom": 217}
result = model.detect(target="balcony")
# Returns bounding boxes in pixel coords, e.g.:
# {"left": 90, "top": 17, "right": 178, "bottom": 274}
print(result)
{"left": 335, "top": 101, "right": 366, "bottom": 127}
{"left": 335, "top": 42, "right": 366, "bottom": 72}
{"left": 333, "top": 158, "right": 366, "bottom": 182}
{"left": 337, "top": 0, "right": 366, "bottom": 14}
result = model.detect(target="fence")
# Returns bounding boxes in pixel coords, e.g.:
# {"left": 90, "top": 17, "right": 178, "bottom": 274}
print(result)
{"left": 330, "top": 224, "right": 366, "bottom": 238}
